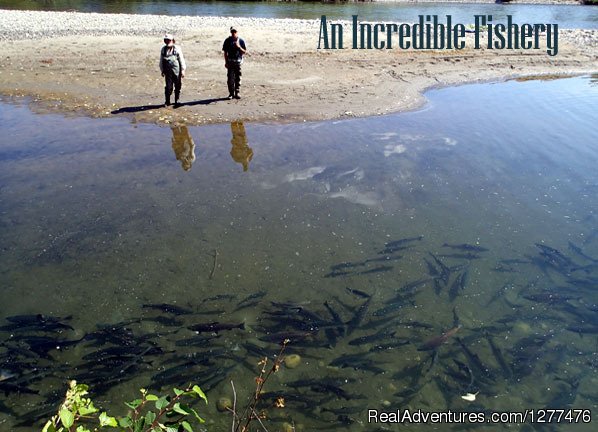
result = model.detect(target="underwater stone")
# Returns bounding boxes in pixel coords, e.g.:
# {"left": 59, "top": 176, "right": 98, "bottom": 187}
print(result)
{"left": 216, "top": 397, "right": 233, "bottom": 412}
{"left": 284, "top": 354, "right": 301, "bottom": 369}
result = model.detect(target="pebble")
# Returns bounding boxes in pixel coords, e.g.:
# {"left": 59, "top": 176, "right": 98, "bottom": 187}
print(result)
{"left": 216, "top": 397, "right": 232, "bottom": 412}
{"left": 281, "top": 422, "right": 294, "bottom": 432}
{"left": 284, "top": 354, "right": 301, "bottom": 369}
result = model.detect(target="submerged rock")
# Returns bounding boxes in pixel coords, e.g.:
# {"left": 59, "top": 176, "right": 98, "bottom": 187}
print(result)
{"left": 216, "top": 397, "right": 232, "bottom": 412}
{"left": 284, "top": 354, "right": 301, "bottom": 369}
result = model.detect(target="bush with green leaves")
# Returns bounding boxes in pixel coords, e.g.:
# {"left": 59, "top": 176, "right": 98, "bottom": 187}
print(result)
{"left": 42, "top": 380, "right": 208, "bottom": 432}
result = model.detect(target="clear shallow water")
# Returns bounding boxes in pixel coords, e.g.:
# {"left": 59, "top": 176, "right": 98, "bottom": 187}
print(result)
{"left": 1, "top": 75, "right": 598, "bottom": 430}
{"left": 0, "top": 0, "right": 597, "bottom": 29}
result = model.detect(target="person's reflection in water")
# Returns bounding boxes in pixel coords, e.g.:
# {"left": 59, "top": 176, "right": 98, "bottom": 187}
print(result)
{"left": 230, "top": 121, "right": 253, "bottom": 171}
{"left": 171, "top": 125, "right": 196, "bottom": 171}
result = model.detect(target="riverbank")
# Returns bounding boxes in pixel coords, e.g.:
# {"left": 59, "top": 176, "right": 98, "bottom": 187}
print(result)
{"left": 0, "top": 10, "right": 596, "bottom": 125}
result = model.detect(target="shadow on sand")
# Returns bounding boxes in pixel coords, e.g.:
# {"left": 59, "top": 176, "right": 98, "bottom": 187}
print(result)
{"left": 110, "top": 104, "right": 164, "bottom": 114}
{"left": 175, "top": 97, "right": 231, "bottom": 107}
{"left": 111, "top": 97, "right": 231, "bottom": 114}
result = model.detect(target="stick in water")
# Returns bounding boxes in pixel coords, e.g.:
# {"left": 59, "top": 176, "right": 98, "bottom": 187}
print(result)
{"left": 209, "top": 249, "right": 218, "bottom": 280}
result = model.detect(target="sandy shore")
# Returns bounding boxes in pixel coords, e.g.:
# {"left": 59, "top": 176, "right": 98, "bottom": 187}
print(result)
{"left": 0, "top": 10, "right": 596, "bottom": 125}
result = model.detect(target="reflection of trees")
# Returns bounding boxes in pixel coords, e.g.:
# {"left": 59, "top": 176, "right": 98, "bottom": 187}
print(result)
{"left": 1, "top": 0, "right": 149, "bottom": 13}
{"left": 2, "top": 1, "right": 91, "bottom": 12}
{"left": 590, "top": 73, "right": 598, "bottom": 87}
{"left": 171, "top": 126, "right": 196, "bottom": 171}
{"left": 230, "top": 121, "right": 253, "bottom": 172}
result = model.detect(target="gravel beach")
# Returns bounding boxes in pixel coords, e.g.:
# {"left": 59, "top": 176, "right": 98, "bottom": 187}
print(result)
{"left": 0, "top": 9, "right": 596, "bottom": 125}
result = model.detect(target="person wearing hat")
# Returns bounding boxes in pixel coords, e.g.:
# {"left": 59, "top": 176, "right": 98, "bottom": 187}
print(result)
{"left": 159, "top": 34, "right": 186, "bottom": 106}
{"left": 222, "top": 26, "right": 247, "bottom": 99}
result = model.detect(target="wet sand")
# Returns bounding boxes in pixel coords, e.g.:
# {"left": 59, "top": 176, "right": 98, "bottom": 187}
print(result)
{"left": 0, "top": 10, "right": 596, "bottom": 125}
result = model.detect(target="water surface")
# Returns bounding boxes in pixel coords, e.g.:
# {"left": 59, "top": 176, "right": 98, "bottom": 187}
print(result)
{"left": 0, "top": 75, "right": 597, "bottom": 430}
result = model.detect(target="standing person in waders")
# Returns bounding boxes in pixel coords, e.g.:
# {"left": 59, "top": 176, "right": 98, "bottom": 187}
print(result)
{"left": 160, "top": 34, "right": 186, "bottom": 106}
{"left": 222, "top": 26, "right": 247, "bottom": 100}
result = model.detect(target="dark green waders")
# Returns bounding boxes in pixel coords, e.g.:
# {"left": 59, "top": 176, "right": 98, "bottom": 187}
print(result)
{"left": 162, "top": 48, "right": 182, "bottom": 105}
{"left": 226, "top": 60, "right": 242, "bottom": 98}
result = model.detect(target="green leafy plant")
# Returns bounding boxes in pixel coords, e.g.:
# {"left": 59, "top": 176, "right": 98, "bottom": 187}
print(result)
{"left": 42, "top": 380, "right": 207, "bottom": 432}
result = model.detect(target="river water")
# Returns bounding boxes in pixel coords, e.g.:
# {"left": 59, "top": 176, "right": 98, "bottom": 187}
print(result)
{"left": 0, "top": 75, "right": 597, "bottom": 430}
{"left": 0, "top": 0, "right": 597, "bottom": 29}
